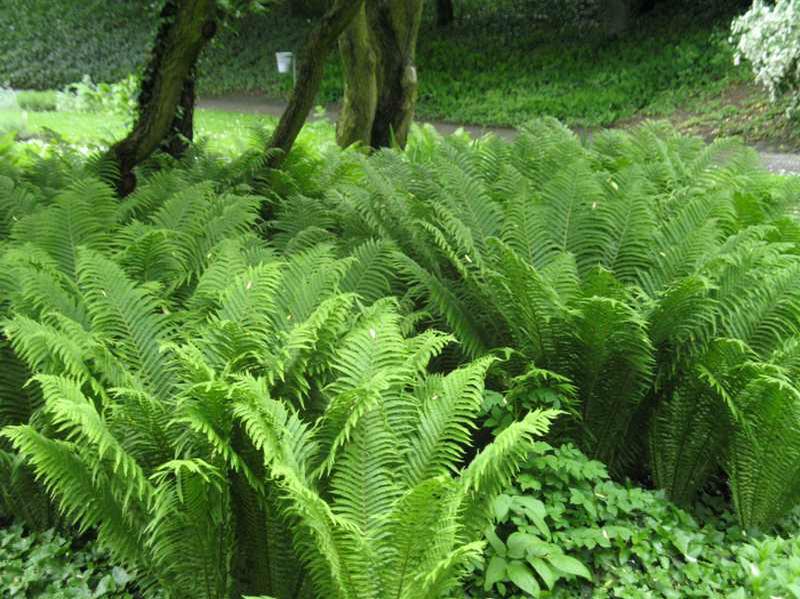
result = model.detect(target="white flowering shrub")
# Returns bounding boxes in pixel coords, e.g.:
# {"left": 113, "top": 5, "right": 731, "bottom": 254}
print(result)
{"left": 731, "top": 0, "right": 800, "bottom": 116}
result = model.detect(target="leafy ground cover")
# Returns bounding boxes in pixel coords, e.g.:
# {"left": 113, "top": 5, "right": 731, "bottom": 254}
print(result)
{"left": 0, "top": 523, "right": 139, "bottom": 598}
{"left": 466, "top": 443, "right": 800, "bottom": 598}
{"left": 3, "top": 116, "right": 800, "bottom": 596}
{"left": 3, "top": 0, "right": 798, "bottom": 147}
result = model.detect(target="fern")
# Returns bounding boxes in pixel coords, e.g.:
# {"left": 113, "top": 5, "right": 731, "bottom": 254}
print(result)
{"left": 0, "top": 162, "right": 555, "bottom": 597}
{"left": 276, "top": 120, "right": 800, "bottom": 527}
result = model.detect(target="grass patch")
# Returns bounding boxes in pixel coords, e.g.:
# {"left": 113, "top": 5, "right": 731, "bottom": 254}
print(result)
{"left": 22, "top": 110, "right": 284, "bottom": 155}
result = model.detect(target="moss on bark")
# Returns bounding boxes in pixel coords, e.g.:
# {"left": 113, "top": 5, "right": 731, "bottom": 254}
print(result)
{"left": 337, "top": 0, "right": 423, "bottom": 150}
{"left": 109, "top": 0, "right": 216, "bottom": 196}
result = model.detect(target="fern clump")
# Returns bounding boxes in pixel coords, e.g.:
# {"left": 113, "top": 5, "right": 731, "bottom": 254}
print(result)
{"left": 273, "top": 119, "right": 800, "bottom": 528}
{"left": 0, "top": 149, "right": 556, "bottom": 597}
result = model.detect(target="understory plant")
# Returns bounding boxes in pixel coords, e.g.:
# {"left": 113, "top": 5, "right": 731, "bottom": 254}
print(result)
{"left": 0, "top": 148, "right": 556, "bottom": 598}
{"left": 468, "top": 443, "right": 800, "bottom": 598}
{"left": 55, "top": 75, "right": 139, "bottom": 116}
{"left": 0, "top": 523, "right": 139, "bottom": 598}
{"left": 274, "top": 118, "right": 800, "bottom": 528}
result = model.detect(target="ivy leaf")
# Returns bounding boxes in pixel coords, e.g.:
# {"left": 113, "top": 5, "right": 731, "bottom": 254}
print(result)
{"left": 507, "top": 560, "right": 540, "bottom": 596}
{"left": 549, "top": 553, "right": 592, "bottom": 580}
{"left": 484, "top": 555, "right": 508, "bottom": 590}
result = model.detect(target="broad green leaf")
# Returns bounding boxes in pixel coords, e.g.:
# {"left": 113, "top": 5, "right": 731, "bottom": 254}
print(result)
{"left": 507, "top": 560, "right": 540, "bottom": 596}
{"left": 513, "top": 496, "right": 550, "bottom": 537}
{"left": 484, "top": 555, "right": 508, "bottom": 590}
{"left": 111, "top": 566, "right": 131, "bottom": 586}
{"left": 507, "top": 531, "right": 538, "bottom": 559}
{"left": 528, "top": 556, "right": 559, "bottom": 590}
{"left": 493, "top": 493, "right": 513, "bottom": 520}
{"left": 485, "top": 526, "right": 507, "bottom": 557}
{"left": 549, "top": 553, "right": 592, "bottom": 580}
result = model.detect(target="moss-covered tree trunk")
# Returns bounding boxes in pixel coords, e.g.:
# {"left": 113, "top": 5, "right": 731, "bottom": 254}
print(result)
{"left": 109, "top": 0, "right": 217, "bottom": 196}
{"left": 336, "top": 0, "right": 423, "bottom": 150}
{"left": 336, "top": 4, "right": 379, "bottom": 147}
{"left": 162, "top": 66, "right": 197, "bottom": 159}
{"left": 266, "top": 0, "right": 366, "bottom": 167}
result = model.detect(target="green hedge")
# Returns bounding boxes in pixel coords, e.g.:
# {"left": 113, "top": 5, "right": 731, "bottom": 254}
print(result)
{"left": 0, "top": 0, "right": 152, "bottom": 90}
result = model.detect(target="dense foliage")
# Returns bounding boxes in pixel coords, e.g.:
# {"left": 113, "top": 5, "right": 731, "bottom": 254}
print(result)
{"left": 1, "top": 0, "right": 753, "bottom": 128}
{"left": 2, "top": 116, "right": 800, "bottom": 596}
{"left": 269, "top": 119, "right": 800, "bottom": 529}
{"left": 55, "top": 76, "right": 139, "bottom": 116}
{"left": 0, "top": 136, "right": 556, "bottom": 598}
{"left": 0, "top": 1, "right": 153, "bottom": 91}
{"left": 0, "top": 523, "right": 138, "bottom": 598}
{"left": 467, "top": 443, "right": 800, "bottom": 598}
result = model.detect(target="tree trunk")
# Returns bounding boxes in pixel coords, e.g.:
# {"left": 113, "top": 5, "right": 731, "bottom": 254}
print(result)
{"left": 266, "top": 0, "right": 366, "bottom": 168}
{"left": 162, "top": 66, "right": 197, "bottom": 159}
{"left": 109, "top": 0, "right": 217, "bottom": 196}
{"left": 336, "top": 0, "right": 424, "bottom": 150}
{"left": 436, "top": 0, "right": 454, "bottom": 27}
{"left": 336, "top": 5, "right": 378, "bottom": 147}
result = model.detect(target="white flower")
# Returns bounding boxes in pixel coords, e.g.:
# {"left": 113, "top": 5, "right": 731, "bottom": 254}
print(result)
{"left": 731, "top": 0, "right": 800, "bottom": 115}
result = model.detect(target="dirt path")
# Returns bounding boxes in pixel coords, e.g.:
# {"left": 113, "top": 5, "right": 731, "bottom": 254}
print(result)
{"left": 198, "top": 96, "right": 800, "bottom": 174}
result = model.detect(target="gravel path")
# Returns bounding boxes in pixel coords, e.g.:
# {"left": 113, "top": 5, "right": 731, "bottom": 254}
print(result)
{"left": 198, "top": 96, "right": 800, "bottom": 174}
{"left": 758, "top": 152, "right": 800, "bottom": 175}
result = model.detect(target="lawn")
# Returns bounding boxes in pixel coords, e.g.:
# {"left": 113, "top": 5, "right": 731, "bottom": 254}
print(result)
{"left": 22, "top": 110, "right": 282, "bottom": 155}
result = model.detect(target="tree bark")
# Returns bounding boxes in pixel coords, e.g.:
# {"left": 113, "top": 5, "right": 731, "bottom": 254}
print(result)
{"left": 336, "top": 5, "right": 378, "bottom": 147}
{"left": 162, "top": 66, "right": 197, "bottom": 159}
{"left": 436, "top": 0, "right": 454, "bottom": 27}
{"left": 109, "top": 0, "right": 217, "bottom": 196}
{"left": 336, "top": 0, "right": 423, "bottom": 150}
{"left": 266, "top": 0, "right": 366, "bottom": 168}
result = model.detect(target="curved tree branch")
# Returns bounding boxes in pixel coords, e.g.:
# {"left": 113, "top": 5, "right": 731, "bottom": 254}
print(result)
{"left": 266, "top": 0, "right": 366, "bottom": 168}
{"left": 109, "top": 0, "right": 217, "bottom": 196}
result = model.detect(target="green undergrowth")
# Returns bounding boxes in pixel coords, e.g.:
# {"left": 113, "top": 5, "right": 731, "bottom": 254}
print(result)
{"left": 6, "top": 0, "right": 795, "bottom": 144}
{"left": 3, "top": 120, "right": 800, "bottom": 596}
{"left": 0, "top": 523, "right": 143, "bottom": 598}
{"left": 465, "top": 443, "right": 800, "bottom": 598}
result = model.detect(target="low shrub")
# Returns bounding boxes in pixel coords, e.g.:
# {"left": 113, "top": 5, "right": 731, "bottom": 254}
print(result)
{"left": 15, "top": 90, "right": 57, "bottom": 112}
{"left": 0, "top": 89, "right": 25, "bottom": 137}
{"left": 55, "top": 75, "right": 138, "bottom": 117}
{"left": 731, "top": 0, "right": 800, "bottom": 117}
